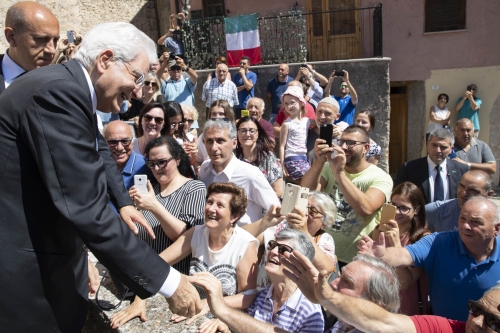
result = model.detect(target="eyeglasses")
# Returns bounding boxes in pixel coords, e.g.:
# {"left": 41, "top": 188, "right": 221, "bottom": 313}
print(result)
{"left": 388, "top": 202, "right": 415, "bottom": 215}
{"left": 143, "top": 114, "right": 164, "bottom": 124}
{"left": 106, "top": 138, "right": 132, "bottom": 147}
{"left": 116, "top": 58, "right": 145, "bottom": 88}
{"left": 307, "top": 206, "right": 324, "bottom": 218}
{"left": 338, "top": 140, "right": 368, "bottom": 148}
{"left": 146, "top": 156, "right": 175, "bottom": 169}
{"left": 144, "top": 81, "right": 158, "bottom": 88}
{"left": 468, "top": 300, "right": 500, "bottom": 332}
{"left": 238, "top": 128, "right": 258, "bottom": 135}
{"left": 267, "top": 240, "right": 293, "bottom": 255}
{"left": 170, "top": 121, "right": 184, "bottom": 128}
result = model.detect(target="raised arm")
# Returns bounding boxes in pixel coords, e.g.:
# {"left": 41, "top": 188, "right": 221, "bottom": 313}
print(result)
{"left": 343, "top": 71, "right": 357, "bottom": 105}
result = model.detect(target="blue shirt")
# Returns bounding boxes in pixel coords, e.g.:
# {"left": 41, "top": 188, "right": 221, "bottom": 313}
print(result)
{"left": 267, "top": 76, "right": 293, "bottom": 114}
{"left": 425, "top": 198, "right": 461, "bottom": 232}
{"left": 233, "top": 71, "right": 257, "bottom": 109}
{"left": 457, "top": 97, "right": 482, "bottom": 130}
{"left": 164, "top": 37, "right": 184, "bottom": 55}
{"left": 163, "top": 77, "right": 196, "bottom": 106}
{"left": 406, "top": 231, "right": 500, "bottom": 321}
{"left": 333, "top": 94, "right": 357, "bottom": 125}
{"left": 121, "top": 151, "right": 149, "bottom": 190}
{"left": 248, "top": 285, "right": 324, "bottom": 333}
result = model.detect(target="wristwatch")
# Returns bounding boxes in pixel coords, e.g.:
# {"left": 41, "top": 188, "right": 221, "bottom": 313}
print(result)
{"left": 467, "top": 162, "right": 471, "bottom": 170}
{"left": 184, "top": 66, "right": 190, "bottom": 72}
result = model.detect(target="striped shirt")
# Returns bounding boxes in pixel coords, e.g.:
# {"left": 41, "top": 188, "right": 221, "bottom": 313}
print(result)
{"left": 202, "top": 78, "right": 239, "bottom": 107}
{"left": 247, "top": 285, "right": 324, "bottom": 333}
{"left": 137, "top": 180, "right": 206, "bottom": 275}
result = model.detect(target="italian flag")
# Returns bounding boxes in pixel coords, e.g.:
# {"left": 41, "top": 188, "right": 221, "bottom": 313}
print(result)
{"left": 224, "top": 13, "right": 262, "bottom": 67}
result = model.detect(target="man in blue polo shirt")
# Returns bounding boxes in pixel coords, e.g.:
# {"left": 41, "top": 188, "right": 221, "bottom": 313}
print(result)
{"left": 266, "top": 63, "right": 293, "bottom": 124}
{"left": 359, "top": 196, "right": 500, "bottom": 321}
{"left": 233, "top": 56, "right": 257, "bottom": 119}
{"left": 324, "top": 70, "right": 358, "bottom": 125}
{"left": 104, "top": 121, "right": 149, "bottom": 190}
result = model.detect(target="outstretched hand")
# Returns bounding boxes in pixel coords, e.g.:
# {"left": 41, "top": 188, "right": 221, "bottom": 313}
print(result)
{"left": 119, "top": 205, "right": 155, "bottom": 239}
{"left": 166, "top": 274, "right": 203, "bottom": 317}
{"left": 357, "top": 233, "right": 386, "bottom": 258}
{"left": 187, "top": 272, "right": 227, "bottom": 318}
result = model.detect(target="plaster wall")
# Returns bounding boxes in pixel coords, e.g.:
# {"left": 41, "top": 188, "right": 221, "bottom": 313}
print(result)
{"left": 361, "top": 0, "right": 500, "bottom": 82}
{"left": 407, "top": 81, "right": 426, "bottom": 162}
{"left": 0, "top": 0, "right": 160, "bottom": 54}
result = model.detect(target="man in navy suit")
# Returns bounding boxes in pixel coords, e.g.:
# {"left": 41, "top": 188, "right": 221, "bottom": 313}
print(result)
{"left": 395, "top": 128, "right": 469, "bottom": 204}
{"left": 0, "top": 17, "right": 201, "bottom": 333}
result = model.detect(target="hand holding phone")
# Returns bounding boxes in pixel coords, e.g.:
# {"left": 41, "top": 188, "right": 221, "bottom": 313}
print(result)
{"left": 67, "top": 30, "right": 75, "bottom": 44}
{"left": 378, "top": 203, "right": 397, "bottom": 232}
{"left": 335, "top": 70, "right": 345, "bottom": 77}
{"left": 467, "top": 85, "right": 472, "bottom": 92}
{"left": 281, "top": 184, "right": 309, "bottom": 215}
{"left": 134, "top": 175, "right": 148, "bottom": 194}
{"left": 320, "top": 124, "right": 333, "bottom": 147}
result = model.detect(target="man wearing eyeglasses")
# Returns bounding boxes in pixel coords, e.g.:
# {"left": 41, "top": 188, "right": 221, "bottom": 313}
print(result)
{"left": 359, "top": 196, "right": 500, "bottom": 322}
{"left": 104, "top": 121, "right": 149, "bottom": 190}
{"left": 455, "top": 84, "right": 482, "bottom": 138}
{"left": 301, "top": 124, "right": 393, "bottom": 268}
{"left": 163, "top": 56, "right": 198, "bottom": 106}
{"left": 324, "top": 70, "right": 358, "bottom": 125}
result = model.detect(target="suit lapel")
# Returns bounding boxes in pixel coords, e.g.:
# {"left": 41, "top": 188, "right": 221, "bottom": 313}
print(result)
{"left": 0, "top": 54, "right": 5, "bottom": 95}
{"left": 421, "top": 157, "right": 431, "bottom": 201}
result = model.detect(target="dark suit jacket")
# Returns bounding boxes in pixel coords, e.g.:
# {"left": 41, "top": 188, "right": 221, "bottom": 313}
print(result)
{"left": 0, "top": 59, "right": 170, "bottom": 332}
{"left": 0, "top": 54, "right": 5, "bottom": 94}
{"left": 394, "top": 156, "right": 469, "bottom": 204}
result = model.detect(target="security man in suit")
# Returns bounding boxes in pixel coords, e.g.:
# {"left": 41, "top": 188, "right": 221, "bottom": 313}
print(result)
{"left": 395, "top": 128, "right": 469, "bottom": 204}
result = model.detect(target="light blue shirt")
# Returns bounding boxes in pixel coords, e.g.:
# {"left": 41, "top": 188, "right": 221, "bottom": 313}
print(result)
{"left": 457, "top": 96, "right": 482, "bottom": 130}
{"left": 163, "top": 77, "right": 196, "bottom": 106}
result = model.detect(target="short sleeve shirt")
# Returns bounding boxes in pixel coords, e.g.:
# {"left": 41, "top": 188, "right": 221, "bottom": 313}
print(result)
{"left": 457, "top": 97, "right": 482, "bottom": 130}
{"left": 164, "top": 77, "right": 196, "bottom": 106}
{"left": 410, "top": 316, "right": 466, "bottom": 333}
{"left": 267, "top": 76, "right": 293, "bottom": 114}
{"left": 454, "top": 138, "right": 495, "bottom": 164}
{"left": 334, "top": 94, "right": 357, "bottom": 125}
{"left": 233, "top": 71, "right": 257, "bottom": 109}
{"left": 321, "top": 163, "right": 393, "bottom": 263}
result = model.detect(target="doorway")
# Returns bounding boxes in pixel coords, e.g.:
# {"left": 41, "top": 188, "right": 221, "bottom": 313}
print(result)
{"left": 389, "top": 84, "right": 408, "bottom": 176}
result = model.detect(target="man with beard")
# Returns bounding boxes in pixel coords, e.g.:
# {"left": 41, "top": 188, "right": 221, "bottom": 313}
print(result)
{"left": 302, "top": 125, "right": 393, "bottom": 267}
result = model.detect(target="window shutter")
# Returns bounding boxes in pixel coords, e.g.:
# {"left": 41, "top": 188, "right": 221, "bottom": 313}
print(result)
{"left": 425, "top": 0, "right": 466, "bottom": 33}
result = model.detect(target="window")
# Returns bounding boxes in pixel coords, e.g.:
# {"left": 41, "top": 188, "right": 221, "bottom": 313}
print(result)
{"left": 425, "top": 0, "right": 466, "bottom": 33}
{"left": 203, "top": 0, "right": 225, "bottom": 17}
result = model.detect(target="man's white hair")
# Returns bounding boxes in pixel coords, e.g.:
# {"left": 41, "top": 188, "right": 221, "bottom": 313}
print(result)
{"left": 74, "top": 22, "right": 157, "bottom": 70}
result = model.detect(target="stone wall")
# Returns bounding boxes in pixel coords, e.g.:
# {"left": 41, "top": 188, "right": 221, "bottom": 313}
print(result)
{"left": 0, "top": 0, "right": 161, "bottom": 53}
{"left": 489, "top": 95, "right": 500, "bottom": 186}
{"left": 407, "top": 81, "right": 426, "bottom": 161}
{"left": 193, "top": 58, "right": 392, "bottom": 172}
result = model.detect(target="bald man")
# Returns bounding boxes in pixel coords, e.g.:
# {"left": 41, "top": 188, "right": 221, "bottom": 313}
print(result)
{"left": 104, "top": 121, "right": 149, "bottom": 189}
{"left": 267, "top": 63, "right": 293, "bottom": 123}
{"left": 1, "top": 1, "right": 60, "bottom": 92}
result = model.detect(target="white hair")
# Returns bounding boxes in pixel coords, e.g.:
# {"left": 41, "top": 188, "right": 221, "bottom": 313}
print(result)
{"left": 74, "top": 22, "right": 157, "bottom": 70}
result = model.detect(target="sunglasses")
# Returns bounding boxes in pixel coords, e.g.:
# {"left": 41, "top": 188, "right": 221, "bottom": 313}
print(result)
{"left": 146, "top": 156, "right": 175, "bottom": 169}
{"left": 170, "top": 121, "right": 184, "bottom": 128}
{"left": 144, "top": 81, "right": 158, "bottom": 88}
{"left": 267, "top": 240, "right": 293, "bottom": 255}
{"left": 143, "top": 114, "right": 164, "bottom": 124}
{"left": 468, "top": 300, "right": 500, "bottom": 332}
{"left": 340, "top": 85, "right": 348, "bottom": 88}
{"left": 106, "top": 138, "right": 132, "bottom": 147}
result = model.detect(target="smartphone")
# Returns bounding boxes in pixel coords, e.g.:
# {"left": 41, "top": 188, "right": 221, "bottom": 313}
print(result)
{"left": 134, "top": 175, "right": 148, "bottom": 194}
{"left": 467, "top": 85, "right": 472, "bottom": 92}
{"left": 67, "top": 30, "right": 75, "bottom": 43}
{"left": 281, "top": 183, "right": 309, "bottom": 215}
{"left": 378, "top": 203, "right": 397, "bottom": 232}
{"left": 320, "top": 124, "right": 334, "bottom": 147}
{"left": 301, "top": 64, "right": 308, "bottom": 68}
{"left": 241, "top": 110, "right": 250, "bottom": 117}
{"left": 335, "top": 70, "right": 344, "bottom": 77}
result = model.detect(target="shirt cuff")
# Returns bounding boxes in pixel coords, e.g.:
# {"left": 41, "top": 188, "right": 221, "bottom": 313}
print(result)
{"left": 158, "top": 267, "right": 181, "bottom": 298}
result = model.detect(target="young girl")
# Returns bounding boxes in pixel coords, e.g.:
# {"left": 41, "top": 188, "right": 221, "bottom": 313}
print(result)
{"left": 279, "top": 86, "right": 310, "bottom": 183}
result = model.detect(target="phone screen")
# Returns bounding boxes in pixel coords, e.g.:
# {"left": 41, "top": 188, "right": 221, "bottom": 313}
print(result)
{"left": 320, "top": 124, "right": 334, "bottom": 147}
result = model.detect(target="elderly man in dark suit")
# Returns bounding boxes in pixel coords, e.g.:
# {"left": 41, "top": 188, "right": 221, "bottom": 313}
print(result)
{"left": 0, "top": 18, "right": 202, "bottom": 333}
{"left": 395, "top": 128, "right": 469, "bottom": 204}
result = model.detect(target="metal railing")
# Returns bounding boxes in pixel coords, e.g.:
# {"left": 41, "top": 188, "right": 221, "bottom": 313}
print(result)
{"left": 181, "top": 3, "right": 382, "bottom": 69}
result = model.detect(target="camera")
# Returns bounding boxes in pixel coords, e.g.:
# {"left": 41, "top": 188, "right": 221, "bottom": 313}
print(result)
{"left": 281, "top": 183, "right": 309, "bottom": 215}
{"left": 467, "top": 85, "right": 472, "bottom": 92}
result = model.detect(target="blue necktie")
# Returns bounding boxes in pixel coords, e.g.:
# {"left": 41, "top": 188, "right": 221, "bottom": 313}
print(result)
{"left": 434, "top": 165, "right": 444, "bottom": 202}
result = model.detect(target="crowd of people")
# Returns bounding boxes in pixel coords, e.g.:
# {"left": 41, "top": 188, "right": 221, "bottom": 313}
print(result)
{"left": 1, "top": 2, "right": 499, "bottom": 333}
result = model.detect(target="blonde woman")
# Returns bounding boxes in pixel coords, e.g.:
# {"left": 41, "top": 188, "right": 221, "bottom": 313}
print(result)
{"left": 120, "top": 72, "right": 167, "bottom": 121}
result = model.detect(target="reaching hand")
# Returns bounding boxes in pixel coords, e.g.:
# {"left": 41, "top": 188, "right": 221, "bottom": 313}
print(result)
{"left": 262, "top": 205, "right": 285, "bottom": 229}
{"left": 379, "top": 220, "right": 402, "bottom": 248}
{"left": 358, "top": 233, "right": 386, "bottom": 258}
{"left": 87, "top": 259, "right": 100, "bottom": 298}
{"left": 119, "top": 205, "right": 155, "bottom": 239}
{"left": 187, "top": 272, "right": 227, "bottom": 318}
{"left": 166, "top": 274, "right": 203, "bottom": 317}
{"left": 110, "top": 297, "right": 147, "bottom": 328}
{"left": 198, "top": 318, "right": 231, "bottom": 333}
{"left": 170, "top": 298, "right": 209, "bottom": 325}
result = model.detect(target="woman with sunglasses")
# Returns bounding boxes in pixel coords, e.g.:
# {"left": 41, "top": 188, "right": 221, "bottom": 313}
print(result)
{"left": 156, "top": 182, "right": 259, "bottom": 330}
{"left": 235, "top": 116, "right": 283, "bottom": 198}
{"left": 110, "top": 136, "right": 205, "bottom": 329}
{"left": 120, "top": 72, "right": 166, "bottom": 121}
{"left": 132, "top": 103, "right": 170, "bottom": 156}
{"left": 371, "top": 181, "right": 430, "bottom": 315}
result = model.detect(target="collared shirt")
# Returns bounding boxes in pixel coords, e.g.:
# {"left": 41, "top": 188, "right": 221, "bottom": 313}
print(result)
{"left": 457, "top": 96, "right": 482, "bottom": 130}
{"left": 121, "top": 151, "right": 149, "bottom": 190}
{"left": 454, "top": 138, "right": 495, "bottom": 164}
{"left": 333, "top": 94, "right": 357, "bottom": 125}
{"left": 78, "top": 62, "right": 97, "bottom": 114}
{"left": 2, "top": 50, "right": 26, "bottom": 88}
{"left": 406, "top": 231, "right": 500, "bottom": 321}
{"left": 202, "top": 78, "right": 239, "bottom": 107}
{"left": 233, "top": 70, "right": 257, "bottom": 109}
{"left": 427, "top": 156, "right": 450, "bottom": 202}
{"left": 425, "top": 198, "right": 461, "bottom": 232}
{"left": 199, "top": 155, "right": 280, "bottom": 224}
{"left": 163, "top": 77, "right": 196, "bottom": 106}
{"left": 247, "top": 285, "right": 324, "bottom": 333}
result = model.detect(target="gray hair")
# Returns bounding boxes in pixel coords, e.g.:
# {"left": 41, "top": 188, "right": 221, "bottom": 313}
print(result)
{"left": 352, "top": 254, "right": 400, "bottom": 313}
{"left": 180, "top": 104, "right": 199, "bottom": 121}
{"left": 203, "top": 119, "right": 237, "bottom": 140}
{"left": 464, "top": 170, "right": 493, "bottom": 193}
{"left": 427, "top": 128, "right": 454, "bottom": 146}
{"left": 275, "top": 229, "right": 315, "bottom": 262}
{"left": 309, "top": 191, "right": 337, "bottom": 228}
{"left": 74, "top": 22, "right": 157, "bottom": 70}
{"left": 464, "top": 196, "right": 500, "bottom": 225}
{"left": 246, "top": 97, "right": 265, "bottom": 111}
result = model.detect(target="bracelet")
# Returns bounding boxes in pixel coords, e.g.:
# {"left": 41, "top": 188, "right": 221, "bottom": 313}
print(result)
{"left": 184, "top": 66, "right": 190, "bottom": 71}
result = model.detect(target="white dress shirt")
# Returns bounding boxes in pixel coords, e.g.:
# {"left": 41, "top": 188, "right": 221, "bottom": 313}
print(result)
{"left": 79, "top": 61, "right": 181, "bottom": 298}
{"left": 427, "top": 156, "right": 450, "bottom": 202}
{"left": 199, "top": 154, "right": 281, "bottom": 224}
{"left": 2, "top": 50, "right": 26, "bottom": 88}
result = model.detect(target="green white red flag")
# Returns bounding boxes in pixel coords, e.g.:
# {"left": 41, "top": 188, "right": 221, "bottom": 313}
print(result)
{"left": 224, "top": 13, "right": 262, "bottom": 66}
